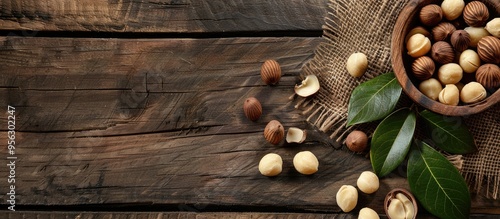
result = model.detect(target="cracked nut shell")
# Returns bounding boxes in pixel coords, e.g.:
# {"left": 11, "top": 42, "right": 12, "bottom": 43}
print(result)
{"left": 384, "top": 188, "right": 418, "bottom": 219}
{"left": 476, "top": 64, "right": 500, "bottom": 90}
{"left": 294, "top": 75, "right": 320, "bottom": 97}
{"left": 261, "top": 59, "right": 281, "bottom": 85}
{"left": 463, "top": 1, "right": 489, "bottom": 27}
{"left": 264, "top": 120, "right": 285, "bottom": 145}
{"left": 243, "top": 97, "right": 262, "bottom": 121}
{"left": 286, "top": 127, "right": 307, "bottom": 144}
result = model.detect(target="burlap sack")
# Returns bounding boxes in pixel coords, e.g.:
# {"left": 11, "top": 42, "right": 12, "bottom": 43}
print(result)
{"left": 300, "top": 0, "right": 499, "bottom": 199}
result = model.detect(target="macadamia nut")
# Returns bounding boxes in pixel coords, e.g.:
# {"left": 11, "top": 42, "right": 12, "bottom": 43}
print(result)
{"left": 346, "top": 52, "right": 368, "bottom": 78}
{"left": 293, "top": 151, "right": 319, "bottom": 175}
{"left": 336, "top": 185, "right": 358, "bottom": 212}
{"left": 357, "top": 171, "right": 379, "bottom": 194}
{"left": 438, "top": 63, "right": 463, "bottom": 85}
{"left": 459, "top": 49, "right": 481, "bottom": 73}
{"left": 384, "top": 189, "right": 417, "bottom": 219}
{"left": 461, "top": 82, "right": 487, "bottom": 103}
{"left": 419, "top": 78, "right": 442, "bottom": 100}
{"left": 485, "top": 18, "right": 500, "bottom": 38}
{"left": 258, "top": 153, "right": 283, "bottom": 176}
{"left": 358, "top": 207, "right": 380, "bottom": 219}
{"left": 407, "top": 34, "right": 432, "bottom": 58}
{"left": 387, "top": 198, "right": 406, "bottom": 219}
{"left": 441, "top": 0, "right": 465, "bottom": 21}
{"left": 346, "top": 130, "right": 368, "bottom": 152}
{"left": 465, "top": 27, "right": 491, "bottom": 47}
{"left": 396, "top": 193, "right": 415, "bottom": 219}
{"left": 295, "top": 75, "right": 321, "bottom": 97}
{"left": 438, "top": 84, "right": 460, "bottom": 106}
{"left": 405, "top": 26, "right": 431, "bottom": 43}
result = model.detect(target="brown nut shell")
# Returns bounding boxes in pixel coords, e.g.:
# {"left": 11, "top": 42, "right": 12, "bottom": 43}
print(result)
{"left": 261, "top": 59, "right": 281, "bottom": 85}
{"left": 264, "top": 120, "right": 285, "bottom": 145}
{"left": 450, "top": 30, "right": 471, "bottom": 53}
{"left": 477, "top": 36, "right": 500, "bottom": 64}
{"left": 384, "top": 188, "right": 418, "bottom": 219}
{"left": 345, "top": 130, "right": 368, "bottom": 152}
{"left": 431, "top": 41, "right": 455, "bottom": 64}
{"left": 463, "top": 1, "right": 489, "bottom": 27}
{"left": 419, "top": 4, "right": 443, "bottom": 26}
{"left": 432, "top": 22, "right": 456, "bottom": 42}
{"left": 476, "top": 64, "right": 500, "bottom": 90}
{"left": 243, "top": 97, "right": 262, "bottom": 121}
{"left": 412, "top": 56, "right": 435, "bottom": 80}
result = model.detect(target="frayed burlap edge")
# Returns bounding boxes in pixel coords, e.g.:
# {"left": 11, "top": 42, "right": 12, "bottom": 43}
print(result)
{"left": 298, "top": 0, "right": 409, "bottom": 142}
{"left": 462, "top": 104, "right": 500, "bottom": 199}
{"left": 299, "top": 0, "right": 500, "bottom": 199}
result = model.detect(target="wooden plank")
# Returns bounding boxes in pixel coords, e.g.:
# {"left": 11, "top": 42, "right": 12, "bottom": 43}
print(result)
{"left": 0, "top": 0, "right": 327, "bottom": 33}
{"left": 0, "top": 212, "right": 348, "bottom": 219}
{"left": 0, "top": 37, "right": 499, "bottom": 215}
{"left": 0, "top": 211, "right": 498, "bottom": 219}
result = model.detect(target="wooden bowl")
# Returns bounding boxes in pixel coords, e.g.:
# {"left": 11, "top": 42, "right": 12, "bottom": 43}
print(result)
{"left": 391, "top": 0, "right": 500, "bottom": 116}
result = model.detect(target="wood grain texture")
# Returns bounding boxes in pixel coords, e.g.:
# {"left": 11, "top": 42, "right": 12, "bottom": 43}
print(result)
{"left": 0, "top": 212, "right": 350, "bottom": 219}
{"left": 0, "top": 211, "right": 498, "bottom": 219}
{"left": 0, "top": 37, "right": 499, "bottom": 215}
{"left": 0, "top": 0, "right": 327, "bottom": 32}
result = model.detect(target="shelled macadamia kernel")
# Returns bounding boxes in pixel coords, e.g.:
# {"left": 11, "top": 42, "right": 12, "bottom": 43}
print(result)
{"left": 258, "top": 153, "right": 283, "bottom": 177}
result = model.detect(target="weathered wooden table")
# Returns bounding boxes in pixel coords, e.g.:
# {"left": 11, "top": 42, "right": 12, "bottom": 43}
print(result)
{"left": 0, "top": 1, "right": 499, "bottom": 218}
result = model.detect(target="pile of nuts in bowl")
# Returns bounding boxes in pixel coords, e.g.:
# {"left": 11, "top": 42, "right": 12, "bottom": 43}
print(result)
{"left": 406, "top": 0, "right": 499, "bottom": 106}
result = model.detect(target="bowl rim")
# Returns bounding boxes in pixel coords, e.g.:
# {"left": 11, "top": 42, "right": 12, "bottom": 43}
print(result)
{"left": 391, "top": 0, "right": 500, "bottom": 116}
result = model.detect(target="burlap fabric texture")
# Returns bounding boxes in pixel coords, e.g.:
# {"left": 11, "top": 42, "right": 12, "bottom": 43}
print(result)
{"left": 299, "top": 0, "right": 500, "bottom": 199}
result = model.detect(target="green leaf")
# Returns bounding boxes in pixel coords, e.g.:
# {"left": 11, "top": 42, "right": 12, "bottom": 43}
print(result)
{"left": 408, "top": 140, "right": 471, "bottom": 219}
{"left": 419, "top": 110, "right": 477, "bottom": 154}
{"left": 347, "top": 72, "right": 402, "bottom": 126}
{"left": 370, "top": 108, "right": 416, "bottom": 177}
